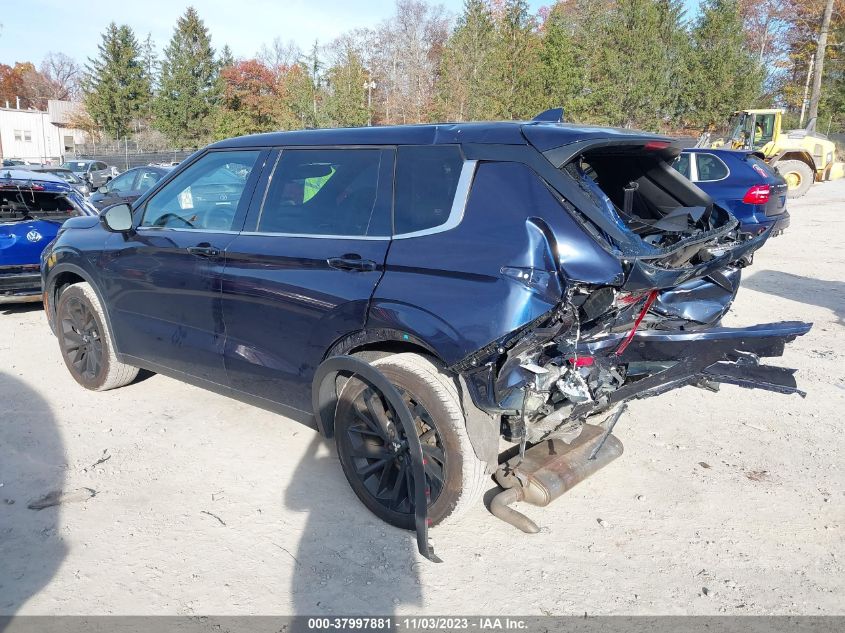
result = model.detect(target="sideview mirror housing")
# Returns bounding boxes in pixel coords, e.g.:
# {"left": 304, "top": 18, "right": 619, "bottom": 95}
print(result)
{"left": 101, "top": 203, "right": 134, "bottom": 234}
{"left": 98, "top": 185, "right": 108, "bottom": 194}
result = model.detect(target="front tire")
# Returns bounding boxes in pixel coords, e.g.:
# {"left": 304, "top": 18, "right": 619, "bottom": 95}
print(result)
{"left": 56, "top": 282, "right": 139, "bottom": 391}
{"left": 334, "top": 353, "right": 488, "bottom": 530}
{"left": 777, "top": 159, "right": 814, "bottom": 198}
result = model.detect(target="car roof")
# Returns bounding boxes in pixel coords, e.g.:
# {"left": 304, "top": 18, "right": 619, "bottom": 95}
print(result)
{"left": 210, "top": 121, "right": 669, "bottom": 152}
{"left": 128, "top": 165, "right": 171, "bottom": 173}
{"left": 682, "top": 148, "right": 755, "bottom": 157}
{"left": 0, "top": 167, "right": 75, "bottom": 190}
{"left": 25, "top": 165, "right": 72, "bottom": 172}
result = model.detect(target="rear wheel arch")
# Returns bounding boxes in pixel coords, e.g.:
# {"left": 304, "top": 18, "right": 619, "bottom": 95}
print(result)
{"left": 318, "top": 331, "right": 500, "bottom": 472}
{"left": 324, "top": 328, "right": 445, "bottom": 367}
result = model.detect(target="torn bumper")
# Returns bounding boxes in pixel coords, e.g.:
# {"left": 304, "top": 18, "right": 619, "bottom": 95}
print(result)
{"left": 570, "top": 321, "right": 812, "bottom": 416}
{"left": 0, "top": 265, "right": 42, "bottom": 303}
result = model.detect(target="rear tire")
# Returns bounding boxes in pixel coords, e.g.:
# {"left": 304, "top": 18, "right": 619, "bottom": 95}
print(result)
{"left": 56, "top": 282, "right": 138, "bottom": 391}
{"left": 777, "top": 159, "right": 814, "bottom": 198}
{"left": 334, "top": 353, "right": 487, "bottom": 530}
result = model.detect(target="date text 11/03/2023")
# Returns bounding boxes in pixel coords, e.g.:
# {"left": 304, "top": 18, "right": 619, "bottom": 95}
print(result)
{"left": 306, "top": 617, "right": 529, "bottom": 631}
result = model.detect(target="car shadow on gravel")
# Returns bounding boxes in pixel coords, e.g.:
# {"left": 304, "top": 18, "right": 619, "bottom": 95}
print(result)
{"left": 0, "top": 304, "right": 43, "bottom": 317}
{"left": 0, "top": 372, "right": 67, "bottom": 625}
{"left": 285, "top": 435, "right": 422, "bottom": 623}
{"left": 744, "top": 269, "right": 845, "bottom": 325}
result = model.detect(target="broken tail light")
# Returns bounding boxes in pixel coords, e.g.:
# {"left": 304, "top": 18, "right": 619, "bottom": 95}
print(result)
{"left": 742, "top": 185, "right": 770, "bottom": 205}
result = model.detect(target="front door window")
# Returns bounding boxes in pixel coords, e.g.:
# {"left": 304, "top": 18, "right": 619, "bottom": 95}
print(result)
{"left": 141, "top": 151, "right": 260, "bottom": 231}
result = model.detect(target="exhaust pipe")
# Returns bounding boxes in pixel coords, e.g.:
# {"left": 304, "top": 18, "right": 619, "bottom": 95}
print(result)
{"left": 490, "top": 424, "right": 624, "bottom": 533}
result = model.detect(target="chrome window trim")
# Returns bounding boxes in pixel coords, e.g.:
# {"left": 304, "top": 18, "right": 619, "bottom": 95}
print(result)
{"left": 392, "top": 159, "right": 477, "bottom": 240}
{"left": 693, "top": 152, "right": 730, "bottom": 183}
{"left": 136, "top": 226, "right": 241, "bottom": 235}
{"left": 135, "top": 157, "right": 478, "bottom": 241}
{"left": 239, "top": 231, "right": 391, "bottom": 241}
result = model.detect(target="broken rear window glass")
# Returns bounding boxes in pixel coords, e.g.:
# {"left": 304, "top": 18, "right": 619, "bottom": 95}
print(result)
{"left": 0, "top": 189, "right": 78, "bottom": 222}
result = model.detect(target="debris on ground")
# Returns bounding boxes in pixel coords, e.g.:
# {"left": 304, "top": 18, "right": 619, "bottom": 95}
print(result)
{"left": 200, "top": 510, "right": 226, "bottom": 526}
{"left": 84, "top": 449, "right": 111, "bottom": 472}
{"left": 27, "top": 488, "right": 97, "bottom": 510}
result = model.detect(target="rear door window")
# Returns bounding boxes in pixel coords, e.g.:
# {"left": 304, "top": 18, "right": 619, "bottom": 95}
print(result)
{"left": 107, "top": 170, "right": 136, "bottom": 193}
{"left": 136, "top": 169, "right": 164, "bottom": 192}
{"left": 255, "top": 148, "right": 393, "bottom": 237}
{"left": 672, "top": 153, "right": 691, "bottom": 178}
{"left": 695, "top": 153, "right": 729, "bottom": 182}
{"left": 394, "top": 145, "right": 464, "bottom": 235}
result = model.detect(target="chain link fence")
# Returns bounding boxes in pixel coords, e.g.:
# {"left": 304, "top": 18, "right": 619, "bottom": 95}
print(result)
{"left": 68, "top": 147, "right": 195, "bottom": 172}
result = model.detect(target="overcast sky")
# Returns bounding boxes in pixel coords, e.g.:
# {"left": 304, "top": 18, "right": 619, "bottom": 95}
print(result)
{"left": 0, "top": 0, "right": 702, "bottom": 68}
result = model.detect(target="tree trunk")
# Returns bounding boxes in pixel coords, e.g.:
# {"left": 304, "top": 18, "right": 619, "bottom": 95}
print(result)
{"left": 806, "top": 0, "right": 835, "bottom": 131}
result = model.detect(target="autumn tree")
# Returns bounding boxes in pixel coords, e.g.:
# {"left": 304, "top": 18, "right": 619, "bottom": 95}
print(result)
{"left": 0, "top": 62, "right": 41, "bottom": 108}
{"left": 214, "top": 59, "right": 280, "bottom": 137}
{"left": 372, "top": 0, "right": 450, "bottom": 123}
{"left": 40, "top": 52, "right": 81, "bottom": 101}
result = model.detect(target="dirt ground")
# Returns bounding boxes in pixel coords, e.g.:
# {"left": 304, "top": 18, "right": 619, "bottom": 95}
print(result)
{"left": 1, "top": 180, "right": 843, "bottom": 617}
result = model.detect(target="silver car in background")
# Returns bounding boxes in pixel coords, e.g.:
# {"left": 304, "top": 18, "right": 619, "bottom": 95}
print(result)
{"left": 61, "top": 159, "right": 114, "bottom": 188}
{"left": 23, "top": 165, "right": 93, "bottom": 196}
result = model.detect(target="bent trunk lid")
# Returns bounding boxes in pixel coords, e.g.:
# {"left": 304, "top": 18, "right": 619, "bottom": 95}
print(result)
{"left": 522, "top": 124, "right": 767, "bottom": 291}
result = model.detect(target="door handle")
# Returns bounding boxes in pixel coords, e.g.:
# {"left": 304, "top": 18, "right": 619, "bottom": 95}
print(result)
{"left": 187, "top": 243, "right": 220, "bottom": 258}
{"left": 327, "top": 254, "right": 377, "bottom": 272}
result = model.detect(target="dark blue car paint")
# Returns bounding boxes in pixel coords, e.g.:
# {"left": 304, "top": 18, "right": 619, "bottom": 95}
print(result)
{"left": 679, "top": 148, "right": 790, "bottom": 236}
{"left": 42, "top": 121, "right": 800, "bottom": 419}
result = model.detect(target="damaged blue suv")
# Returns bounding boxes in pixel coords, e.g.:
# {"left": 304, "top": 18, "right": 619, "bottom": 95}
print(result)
{"left": 1, "top": 168, "right": 96, "bottom": 304}
{"left": 41, "top": 117, "right": 810, "bottom": 543}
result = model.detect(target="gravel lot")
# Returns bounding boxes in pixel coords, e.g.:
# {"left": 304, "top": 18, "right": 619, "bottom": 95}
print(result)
{"left": 1, "top": 180, "right": 843, "bottom": 616}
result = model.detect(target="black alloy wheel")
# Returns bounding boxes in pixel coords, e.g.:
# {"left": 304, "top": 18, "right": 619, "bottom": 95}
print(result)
{"left": 337, "top": 384, "right": 447, "bottom": 524}
{"left": 59, "top": 294, "right": 104, "bottom": 383}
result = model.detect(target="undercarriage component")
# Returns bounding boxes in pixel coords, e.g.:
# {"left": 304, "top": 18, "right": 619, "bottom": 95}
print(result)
{"left": 491, "top": 423, "right": 624, "bottom": 533}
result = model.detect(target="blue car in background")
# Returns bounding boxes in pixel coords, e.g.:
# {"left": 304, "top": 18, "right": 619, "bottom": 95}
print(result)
{"left": 674, "top": 148, "right": 790, "bottom": 237}
{"left": 1, "top": 168, "right": 97, "bottom": 304}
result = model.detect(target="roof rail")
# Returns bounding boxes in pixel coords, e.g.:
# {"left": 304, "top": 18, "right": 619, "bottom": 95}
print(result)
{"left": 533, "top": 108, "right": 564, "bottom": 123}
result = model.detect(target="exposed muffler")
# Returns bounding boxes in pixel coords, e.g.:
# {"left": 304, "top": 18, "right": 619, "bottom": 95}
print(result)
{"left": 490, "top": 423, "right": 624, "bottom": 533}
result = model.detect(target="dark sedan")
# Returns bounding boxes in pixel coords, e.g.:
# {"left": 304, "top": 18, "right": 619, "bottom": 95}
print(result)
{"left": 89, "top": 166, "right": 172, "bottom": 210}
{"left": 674, "top": 148, "right": 789, "bottom": 236}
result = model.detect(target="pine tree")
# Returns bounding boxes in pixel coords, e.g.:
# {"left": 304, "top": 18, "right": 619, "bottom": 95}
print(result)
{"left": 490, "top": 0, "right": 543, "bottom": 119}
{"left": 437, "top": 0, "right": 497, "bottom": 121}
{"left": 323, "top": 43, "right": 369, "bottom": 127}
{"left": 585, "top": 0, "right": 688, "bottom": 129}
{"left": 687, "top": 0, "right": 764, "bottom": 128}
{"left": 539, "top": 2, "right": 582, "bottom": 121}
{"left": 219, "top": 45, "right": 235, "bottom": 69}
{"left": 154, "top": 7, "right": 219, "bottom": 146}
{"left": 83, "top": 23, "right": 149, "bottom": 138}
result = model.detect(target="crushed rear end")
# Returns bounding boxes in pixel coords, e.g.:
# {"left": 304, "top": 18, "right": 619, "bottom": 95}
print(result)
{"left": 0, "top": 170, "right": 93, "bottom": 303}
{"left": 464, "top": 124, "right": 811, "bottom": 531}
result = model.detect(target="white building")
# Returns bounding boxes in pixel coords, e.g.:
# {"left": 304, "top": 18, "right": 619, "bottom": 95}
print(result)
{"left": 0, "top": 100, "right": 87, "bottom": 164}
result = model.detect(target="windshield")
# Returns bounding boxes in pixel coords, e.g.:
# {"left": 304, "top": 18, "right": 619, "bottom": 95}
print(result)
{"left": 751, "top": 114, "right": 776, "bottom": 149}
{"left": 62, "top": 161, "right": 89, "bottom": 173}
{"left": 50, "top": 170, "right": 80, "bottom": 184}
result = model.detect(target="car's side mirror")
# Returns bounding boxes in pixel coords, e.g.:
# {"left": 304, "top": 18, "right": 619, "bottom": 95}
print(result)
{"left": 98, "top": 185, "right": 109, "bottom": 194}
{"left": 101, "top": 203, "right": 134, "bottom": 234}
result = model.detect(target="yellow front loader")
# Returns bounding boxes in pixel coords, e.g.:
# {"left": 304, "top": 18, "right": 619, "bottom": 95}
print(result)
{"left": 700, "top": 109, "right": 842, "bottom": 198}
